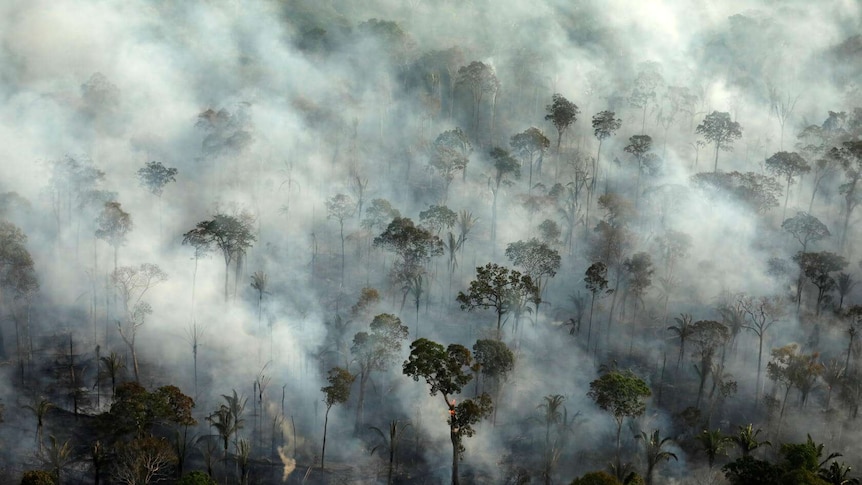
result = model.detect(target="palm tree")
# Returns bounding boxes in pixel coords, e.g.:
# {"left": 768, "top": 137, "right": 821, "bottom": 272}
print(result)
{"left": 696, "top": 429, "right": 730, "bottom": 468}
{"left": 536, "top": 394, "right": 565, "bottom": 485}
{"left": 637, "top": 429, "right": 678, "bottom": 485}
{"left": 40, "top": 435, "right": 73, "bottom": 484}
{"left": 667, "top": 313, "right": 694, "bottom": 371}
{"left": 23, "top": 397, "right": 52, "bottom": 452}
{"left": 99, "top": 351, "right": 126, "bottom": 398}
{"left": 820, "top": 461, "right": 861, "bottom": 485}
{"left": 731, "top": 424, "right": 771, "bottom": 457}
{"left": 369, "top": 420, "right": 412, "bottom": 485}
{"left": 236, "top": 438, "right": 251, "bottom": 485}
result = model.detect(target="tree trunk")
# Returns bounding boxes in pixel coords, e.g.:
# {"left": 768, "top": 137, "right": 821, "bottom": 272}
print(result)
{"left": 587, "top": 293, "right": 596, "bottom": 349}
{"left": 451, "top": 430, "right": 460, "bottom": 485}
{"left": 355, "top": 371, "right": 368, "bottom": 432}
{"left": 713, "top": 143, "right": 720, "bottom": 172}
{"left": 321, "top": 405, "right": 331, "bottom": 469}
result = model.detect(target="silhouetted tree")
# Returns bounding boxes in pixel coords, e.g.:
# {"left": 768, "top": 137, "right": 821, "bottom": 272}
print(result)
{"left": 488, "top": 148, "right": 520, "bottom": 247}
{"left": 591, "top": 111, "right": 623, "bottom": 197}
{"left": 96, "top": 201, "right": 132, "bottom": 275}
{"left": 326, "top": 193, "right": 356, "bottom": 286}
{"left": 828, "top": 141, "right": 862, "bottom": 251}
{"left": 183, "top": 212, "right": 256, "bottom": 302}
{"left": 402, "top": 338, "right": 493, "bottom": 485}
{"left": 112, "top": 263, "right": 168, "bottom": 381}
{"left": 351, "top": 313, "right": 409, "bottom": 429}
{"left": 585, "top": 262, "right": 610, "bottom": 349}
{"left": 696, "top": 111, "right": 742, "bottom": 172}
{"left": 429, "top": 129, "right": 472, "bottom": 200}
{"left": 457, "top": 263, "right": 538, "bottom": 339}
{"left": 510, "top": 127, "right": 550, "bottom": 192}
{"left": 765, "top": 152, "right": 810, "bottom": 218}
{"left": 794, "top": 251, "right": 847, "bottom": 315}
{"left": 137, "top": 161, "right": 178, "bottom": 236}
{"left": 587, "top": 369, "right": 651, "bottom": 474}
{"left": 321, "top": 367, "right": 354, "bottom": 469}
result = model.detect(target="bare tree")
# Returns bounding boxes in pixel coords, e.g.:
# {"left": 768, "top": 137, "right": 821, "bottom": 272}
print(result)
{"left": 112, "top": 263, "right": 168, "bottom": 381}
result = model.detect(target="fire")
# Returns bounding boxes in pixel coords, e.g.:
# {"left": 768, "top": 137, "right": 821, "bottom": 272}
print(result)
{"left": 449, "top": 399, "right": 456, "bottom": 416}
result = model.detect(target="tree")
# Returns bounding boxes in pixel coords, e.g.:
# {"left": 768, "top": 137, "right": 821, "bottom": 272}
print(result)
{"left": 326, "top": 193, "right": 356, "bottom": 286}
{"left": 587, "top": 369, "right": 651, "bottom": 473}
{"left": 402, "top": 338, "right": 493, "bottom": 485}
{"left": 592, "top": 111, "right": 623, "bottom": 197}
{"left": 629, "top": 63, "right": 663, "bottom": 134}
{"left": 585, "top": 262, "right": 610, "bottom": 349}
{"left": 429, "top": 128, "right": 472, "bottom": 200}
{"left": 793, "top": 251, "right": 848, "bottom": 315}
{"left": 768, "top": 84, "right": 799, "bottom": 150}
{"left": 183, "top": 211, "right": 256, "bottom": 302}
{"left": 783, "top": 212, "right": 830, "bottom": 253}
{"left": 374, "top": 217, "right": 443, "bottom": 324}
{"left": 23, "top": 397, "right": 52, "bottom": 452}
{"left": 456, "top": 61, "right": 499, "bottom": 142}
{"left": 351, "top": 313, "right": 409, "bottom": 429}
{"left": 113, "top": 435, "right": 177, "bottom": 485}
{"left": 691, "top": 170, "right": 782, "bottom": 213}
{"left": 624, "top": 135, "right": 658, "bottom": 207}
{"left": 505, "top": 239, "right": 561, "bottom": 302}
{"left": 99, "top": 351, "right": 126, "bottom": 398}
{"left": 0, "top": 221, "right": 37, "bottom": 364}
{"left": 739, "top": 295, "right": 784, "bottom": 399}
{"left": 637, "top": 429, "right": 677, "bottom": 485}
{"left": 20, "top": 470, "right": 56, "bottom": 485}
{"left": 828, "top": 141, "right": 862, "bottom": 251}
{"left": 106, "top": 382, "right": 196, "bottom": 437}
{"left": 689, "top": 320, "right": 730, "bottom": 408}
{"left": 545, "top": 94, "right": 580, "bottom": 179}
{"left": 362, "top": 199, "right": 401, "bottom": 233}
{"left": 621, "top": 252, "right": 654, "bottom": 330}
{"left": 570, "top": 471, "right": 623, "bottom": 485}
{"left": 697, "top": 429, "right": 731, "bottom": 468}
{"left": 96, "top": 201, "right": 132, "bottom": 275}
{"left": 321, "top": 367, "right": 354, "bottom": 470}
{"left": 471, "top": 339, "right": 514, "bottom": 423}
{"left": 732, "top": 424, "right": 771, "bottom": 457}
{"left": 136, "top": 161, "right": 178, "bottom": 236}
{"left": 768, "top": 344, "right": 824, "bottom": 435}
{"left": 765, "top": 152, "right": 810, "bottom": 218}
{"left": 369, "top": 420, "right": 412, "bottom": 485}
{"left": 668, "top": 313, "right": 694, "bottom": 371}
{"left": 836, "top": 273, "right": 856, "bottom": 311}
{"left": 488, "top": 148, "right": 520, "bottom": 247}
{"left": 457, "top": 263, "right": 539, "bottom": 339}
{"left": 39, "top": 435, "right": 73, "bottom": 485}
{"left": 112, "top": 263, "right": 168, "bottom": 381}
{"left": 696, "top": 111, "right": 742, "bottom": 171}
{"left": 419, "top": 205, "right": 458, "bottom": 236}
{"left": 510, "top": 127, "right": 550, "bottom": 192}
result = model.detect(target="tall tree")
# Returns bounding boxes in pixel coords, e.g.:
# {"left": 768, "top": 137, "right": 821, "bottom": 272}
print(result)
{"left": 584, "top": 262, "right": 610, "bottom": 349}
{"left": 183, "top": 212, "right": 256, "bottom": 302}
{"left": 689, "top": 320, "right": 730, "bottom": 408}
{"left": 545, "top": 94, "right": 580, "bottom": 179}
{"left": 629, "top": 62, "right": 663, "bottom": 134}
{"left": 429, "top": 128, "right": 472, "bottom": 200}
{"left": 351, "top": 313, "right": 409, "bottom": 429}
{"left": 637, "top": 429, "right": 678, "bottom": 485}
{"left": 765, "top": 152, "right": 810, "bottom": 219}
{"left": 587, "top": 369, "right": 652, "bottom": 475}
{"left": 402, "top": 338, "right": 493, "bottom": 485}
{"left": 112, "top": 263, "right": 168, "bottom": 381}
{"left": 326, "top": 193, "right": 356, "bottom": 286}
{"left": 696, "top": 111, "right": 743, "bottom": 172}
{"left": 739, "top": 295, "right": 784, "bottom": 399}
{"left": 471, "top": 339, "right": 514, "bottom": 423}
{"left": 456, "top": 61, "right": 499, "bottom": 143}
{"left": 136, "top": 161, "right": 178, "bottom": 237}
{"left": 591, "top": 111, "right": 623, "bottom": 198}
{"left": 95, "top": 201, "right": 132, "bottom": 275}
{"left": 828, "top": 141, "right": 862, "bottom": 251}
{"left": 510, "top": 127, "right": 550, "bottom": 193}
{"left": 624, "top": 135, "right": 659, "bottom": 207}
{"left": 320, "top": 367, "right": 355, "bottom": 470}
{"left": 767, "top": 84, "right": 799, "bottom": 150}
{"left": 488, "top": 148, "right": 520, "bottom": 247}
{"left": 793, "top": 251, "right": 847, "bottom": 315}
{"left": 667, "top": 313, "right": 694, "bottom": 371}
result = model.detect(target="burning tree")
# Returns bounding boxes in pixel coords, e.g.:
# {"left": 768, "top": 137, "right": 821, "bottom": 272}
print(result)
{"left": 402, "top": 338, "right": 493, "bottom": 485}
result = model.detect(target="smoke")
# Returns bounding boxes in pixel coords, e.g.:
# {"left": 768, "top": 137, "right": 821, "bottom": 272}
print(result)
{"left": 1, "top": 0, "right": 861, "bottom": 482}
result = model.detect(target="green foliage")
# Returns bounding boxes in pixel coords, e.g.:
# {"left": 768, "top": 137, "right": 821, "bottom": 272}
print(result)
{"left": 570, "top": 471, "right": 622, "bottom": 485}
{"left": 723, "top": 455, "right": 783, "bottom": 484}
{"left": 177, "top": 471, "right": 217, "bottom": 485}
{"left": 322, "top": 367, "right": 355, "bottom": 408}
{"left": 95, "top": 201, "right": 133, "bottom": 248}
{"left": 587, "top": 369, "right": 651, "bottom": 426}
{"left": 472, "top": 339, "right": 515, "bottom": 387}
{"left": 457, "top": 263, "right": 539, "bottom": 337}
{"left": 592, "top": 111, "right": 622, "bottom": 141}
{"left": 403, "top": 338, "right": 472, "bottom": 397}
{"left": 105, "top": 382, "right": 196, "bottom": 436}
{"left": 419, "top": 205, "right": 458, "bottom": 234}
{"left": 690, "top": 171, "right": 782, "bottom": 213}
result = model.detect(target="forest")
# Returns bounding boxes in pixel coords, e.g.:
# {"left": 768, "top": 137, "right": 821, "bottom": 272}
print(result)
{"left": 2, "top": 0, "right": 862, "bottom": 484}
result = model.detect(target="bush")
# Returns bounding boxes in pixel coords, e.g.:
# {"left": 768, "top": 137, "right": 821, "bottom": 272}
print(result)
{"left": 570, "top": 471, "right": 622, "bottom": 485}
{"left": 177, "top": 470, "right": 217, "bottom": 485}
